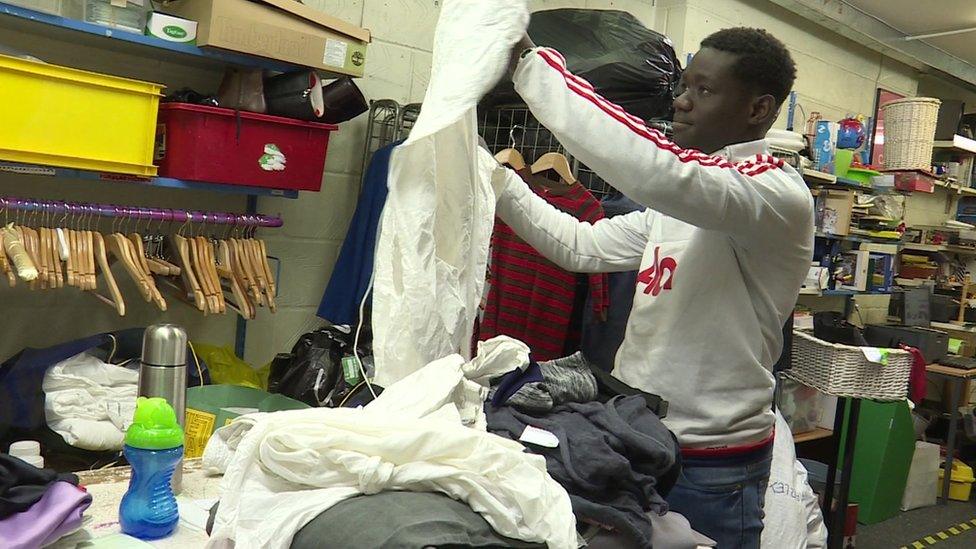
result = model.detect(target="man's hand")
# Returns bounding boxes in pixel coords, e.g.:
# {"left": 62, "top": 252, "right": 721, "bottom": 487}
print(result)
{"left": 506, "top": 33, "right": 536, "bottom": 80}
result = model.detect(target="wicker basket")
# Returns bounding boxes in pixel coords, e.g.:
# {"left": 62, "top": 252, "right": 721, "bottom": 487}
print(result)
{"left": 786, "top": 330, "right": 912, "bottom": 401}
{"left": 881, "top": 97, "right": 941, "bottom": 171}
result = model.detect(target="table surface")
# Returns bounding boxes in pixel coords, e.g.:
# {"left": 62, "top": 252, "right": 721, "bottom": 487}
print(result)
{"left": 52, "top": 459, "right": 219, "bottom": 548}
{"left": 927, "top": 363, "right": 976, "bottom": 378}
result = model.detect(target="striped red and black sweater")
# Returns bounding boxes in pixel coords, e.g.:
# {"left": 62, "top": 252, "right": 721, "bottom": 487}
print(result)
{"left": 480, "top": 169, "right": 608, "bottom": 361}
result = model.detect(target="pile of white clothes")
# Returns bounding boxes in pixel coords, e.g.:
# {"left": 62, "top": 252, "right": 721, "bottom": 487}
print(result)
{"left": 372, "top": 0, "right": 529, "bottom": 386}
{"left": 204, "top": 337, "right": 579, "bottom": 549}
{"left": 43, "top": 352, "right": 137, "bottom": 451}
{"left": 761, "top": 412, "right": 828, "bottom": 549}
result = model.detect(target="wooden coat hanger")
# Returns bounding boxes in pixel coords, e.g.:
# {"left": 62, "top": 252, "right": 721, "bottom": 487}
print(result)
{"left": 257, "top": 237, "right": 277, "bottom": 311}
{"left": 66, "top": 225, "right": 77, "bottom": 287}
{"left": 195, "top": 234, "right": 222, "bottom": 314}
{"left": 24, "top": 225, "right": 41, "bottom": 290}
{"left": 200, "top": 234, "right": 225, "bottom": 314}
{"left": 124, "top": 214, "right": 166, "bottom": 311}
{"left": 169, "top": 232, "right": 206, "bottom": 312}
{"left": 232, "top": 236, "right": 263, "bottom": 307}
{"left": 217, "top": 239, "right": 254, "bottom": 320}
{"left": 495, "top": 148, "right": 526, "bottom": 170}
{"left": 0, "top": 201, "right": 11, "bottom": 286}
{"left": 50, "top": 225, "right": 63, "bottom": 289}
{"left": 83, "top": 229, "right": 93, "bottom": 291}
{"left": 0, "top": 229, "right": 14, "bottom": 287}
{"left": 531, "top": 152, "right": 576, "bottom": 186}
{"left": 92, "top": 232, "right": 125, "bottom": 316}
{"left": 37, "top": 225, "right": 50, "bottom": 289}
{"left": 243, "top": 237, "right": 269, "bottom": 311}
{"left": 107, "top": 232, "right": 152, "bottom": 302}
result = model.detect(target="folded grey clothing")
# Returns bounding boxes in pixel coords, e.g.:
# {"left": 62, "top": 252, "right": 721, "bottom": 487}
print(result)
{"left": 500, "top": 351, "right": 598, "bottom": 411}
{"left": 289, "top": 491, "right": 546, "bottom": 549}
{"left": 486, "top": 395, "right": 679, "bottom": 547}
{"left": 582, "top": 512, "right": 716, "bottom": 549}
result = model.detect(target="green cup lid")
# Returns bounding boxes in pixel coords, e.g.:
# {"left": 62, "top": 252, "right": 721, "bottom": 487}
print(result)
{"left": 125, "top": 397, "right": 184, "bottom": 450}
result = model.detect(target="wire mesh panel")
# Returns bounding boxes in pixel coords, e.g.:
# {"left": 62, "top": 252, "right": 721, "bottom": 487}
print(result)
{"left": 361, "top": 100, "right": 422, "bottom": 175}
{"left": 478, "top": 106, "right": 616, "bottom": 198}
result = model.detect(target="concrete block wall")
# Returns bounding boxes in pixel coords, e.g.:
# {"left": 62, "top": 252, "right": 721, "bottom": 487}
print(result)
{"left": 666, "top": 0, "right": 919, "bottom": 128}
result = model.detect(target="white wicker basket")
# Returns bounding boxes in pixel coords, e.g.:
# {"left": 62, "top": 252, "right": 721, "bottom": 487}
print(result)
{"left": 786, "top": 330, "right": 912, "bottom": 401}
{"left": 881, "top": 97, "right": 941, "bottom": 171}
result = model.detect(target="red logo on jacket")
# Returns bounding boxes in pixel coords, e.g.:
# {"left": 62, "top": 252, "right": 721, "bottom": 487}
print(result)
{"left": 637, "top": 247, "right": 677, "bottom": 296}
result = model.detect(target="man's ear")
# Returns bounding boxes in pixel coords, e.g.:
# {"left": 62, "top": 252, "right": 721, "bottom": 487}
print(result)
{"left": 749, "top": 94, "right": 778, "bottom": 127}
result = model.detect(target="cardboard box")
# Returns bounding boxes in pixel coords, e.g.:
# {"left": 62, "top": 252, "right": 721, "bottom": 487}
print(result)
{"left": 813, "top": 120, "right": 837, "bottom": 172}
{"left": 817, "top": 189, "right": 855, "bottom": 236}
{"left": 146, "top": 12, "right": 197, "bottom": 43}
{"left": 163, "top": 0, "right": 369, "bottom": 76}
{"left": 839, "top": 250, "right": 870, "bottom": 291}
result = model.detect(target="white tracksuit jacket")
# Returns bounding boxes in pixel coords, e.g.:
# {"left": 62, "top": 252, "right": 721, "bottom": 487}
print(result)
{"left": 492, "top": 47, "right": 815, "bottom": 449}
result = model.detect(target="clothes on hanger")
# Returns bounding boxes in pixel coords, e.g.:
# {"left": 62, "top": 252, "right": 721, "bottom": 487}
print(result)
{"left": 204, "top": 336, "right": 578, "bottom": 549}
{"left": 486, "top": 395, "right": 680, "bottom": 547}
{"left": 371, "top": 0, "right": 530, "bottom": 387}
{"left": 317, "top": 141, "right": 400, "bottom": 325}
{"left": 580, "top": 192, "right": 646, "bottom": 371}
{"left": 480, "top": 169, "right": 608, "bottom": 361}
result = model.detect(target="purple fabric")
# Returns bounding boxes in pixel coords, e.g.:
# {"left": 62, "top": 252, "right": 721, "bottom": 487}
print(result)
{"left": 0, "top": 480, "right": 92, "bottom": 548}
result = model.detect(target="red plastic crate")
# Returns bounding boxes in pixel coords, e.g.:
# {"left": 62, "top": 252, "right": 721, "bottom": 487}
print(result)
{"left": 155, "top": 103, "right": 337, "bottom": 192}
{"left": 888, "top": 170, "right": 936, "bottom": 193}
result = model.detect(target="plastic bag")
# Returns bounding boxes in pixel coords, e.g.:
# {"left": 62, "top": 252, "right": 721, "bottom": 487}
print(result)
{"left": 192, "top": 343, "right": 264, "bottom": 390}
{"left": 268, "top": 326, "right": 363, "bottom": 407}
{"left": 485, "top": 9, "right": 682, "bottom": 121}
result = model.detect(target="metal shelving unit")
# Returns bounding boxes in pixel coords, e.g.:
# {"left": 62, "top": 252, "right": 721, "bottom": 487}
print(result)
{"left": 0, "top": 1, "right": 369, "bottom": 198}
{"left": 0, "top": 1, "right": 345, "bottom": 75}
{"left": 0, "top": 161, "right": 300, "bottom": 198}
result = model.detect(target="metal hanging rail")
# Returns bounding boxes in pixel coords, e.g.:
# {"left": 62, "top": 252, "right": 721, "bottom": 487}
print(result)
{"left": 0, "top": 197, "right": 283, "bottom": 228}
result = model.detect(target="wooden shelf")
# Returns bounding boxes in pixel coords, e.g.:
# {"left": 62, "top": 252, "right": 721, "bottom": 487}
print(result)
{"left": 902, "top": 242, "right": 947, "bottom": 252}
{"left": 803, "top": 169, "right": 837, "bottom": 184}
{"left": 934, "top": 180, "right": 976, "bottom": 196}
{"left": 945, "top": 246, "right": 976, "bottom": 256}
{"left": 0, "top": 1, "right": 367, "bottom": 76}
{"left": 934, "top": 135, "right": 976, "bottom": 155}
{"left": 794, "top": 427, "right": 833, "bottom": 443}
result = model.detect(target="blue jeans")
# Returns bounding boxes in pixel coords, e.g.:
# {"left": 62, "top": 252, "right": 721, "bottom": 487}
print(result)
{"left": 665, "top": 445, "right": 773, "bottom": 548}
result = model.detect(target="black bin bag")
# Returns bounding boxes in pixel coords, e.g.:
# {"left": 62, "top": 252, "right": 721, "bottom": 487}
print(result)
{"left": 268, "top": 327, "right": 354, "bottom": 407}
{"left": 269, "top": 323, "right": 383, "bottom": 408}
{"left": 485, "top": 9, "right": 682, "bottom": 121}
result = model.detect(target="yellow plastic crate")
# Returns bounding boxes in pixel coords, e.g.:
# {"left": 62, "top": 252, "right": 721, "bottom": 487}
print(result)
{"left": 939, "top": 461, "right": 975, "bottom": 502}
{"left": 0, "top": 54, "right": 163, "bottom": 176}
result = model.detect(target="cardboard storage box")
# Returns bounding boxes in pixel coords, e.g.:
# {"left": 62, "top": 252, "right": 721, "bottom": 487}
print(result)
{"left": 163, "top": 0, "right": 369, "bottom": 76}
{"left": 816, "top": 189, "right": 855, "bottom": 236}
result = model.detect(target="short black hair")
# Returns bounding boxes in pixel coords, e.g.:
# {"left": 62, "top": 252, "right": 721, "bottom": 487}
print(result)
{"left": 700, "top": 28, "right": 796, "bottom": 106}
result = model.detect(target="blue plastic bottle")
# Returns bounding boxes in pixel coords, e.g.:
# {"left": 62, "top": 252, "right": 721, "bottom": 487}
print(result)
{"left": 119, "top": 397, "right": 184, "bottom": 540}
